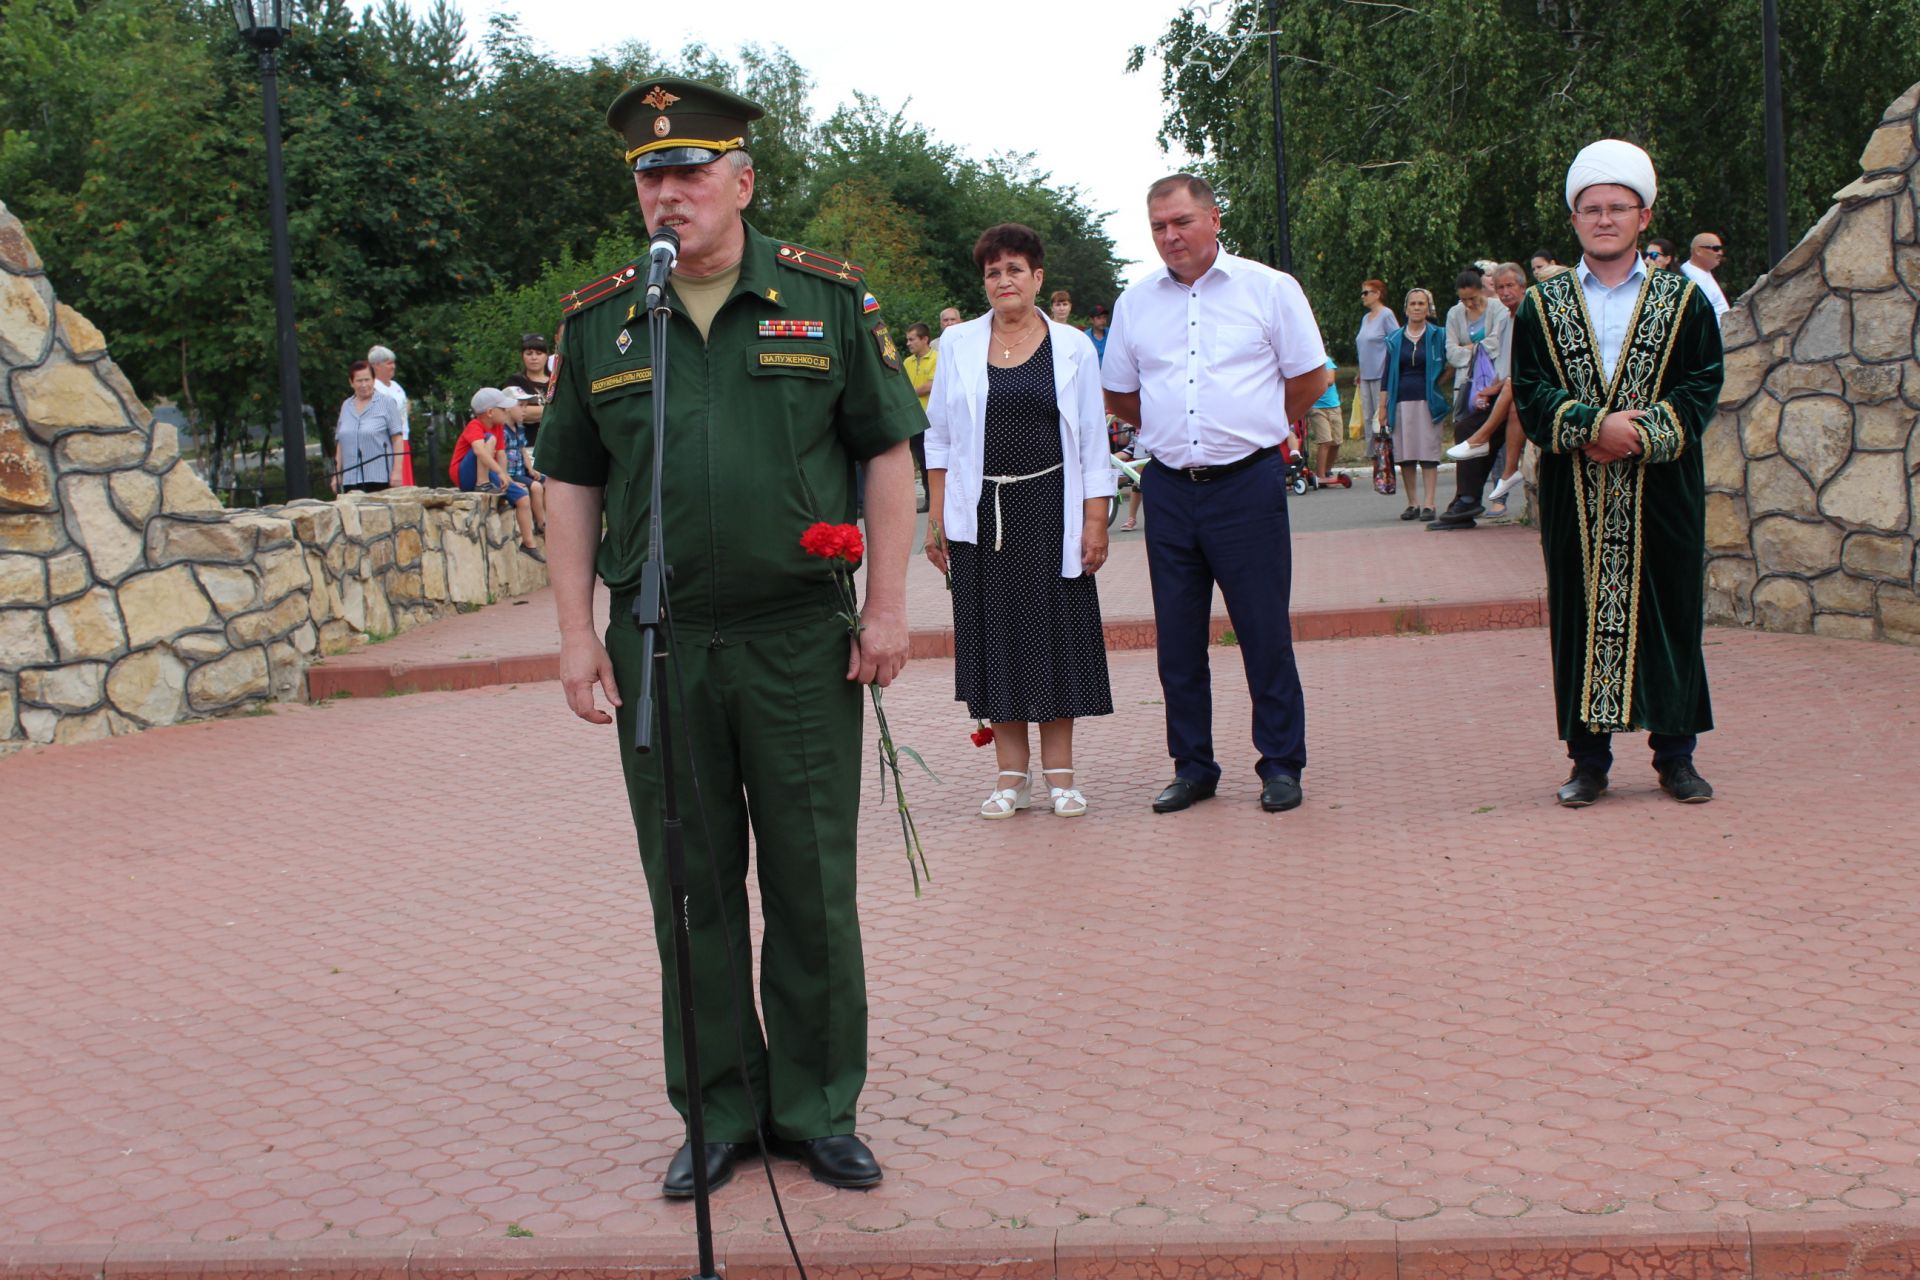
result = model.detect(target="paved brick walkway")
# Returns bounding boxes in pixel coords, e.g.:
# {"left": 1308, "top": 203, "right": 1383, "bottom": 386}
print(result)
{"left": 6, "top": 625, "right": 1920, "bottom": 1276}
{"left": 306, "top": 524, "right": 1547, "bottom": 697}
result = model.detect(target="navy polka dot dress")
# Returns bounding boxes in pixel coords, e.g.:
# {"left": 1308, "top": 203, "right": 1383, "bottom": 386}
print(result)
{"left": 948, "top": 334, "right": 1114, "bottom": 725}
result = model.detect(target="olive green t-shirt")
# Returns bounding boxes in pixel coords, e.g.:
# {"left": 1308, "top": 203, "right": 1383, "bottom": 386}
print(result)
{"left": 672, "top": 262, "right": 742, "bottom": 343}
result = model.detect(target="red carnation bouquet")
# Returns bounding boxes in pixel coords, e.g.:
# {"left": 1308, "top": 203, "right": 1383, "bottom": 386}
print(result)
{"left": 801, "top": 522, "right": 934, "bottom": 895}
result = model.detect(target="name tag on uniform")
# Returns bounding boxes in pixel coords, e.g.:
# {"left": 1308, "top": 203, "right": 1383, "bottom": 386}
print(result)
{"left": 759, "top": 352, "right": 832, "bottom": 372}
{"left": 759, "top": 320, "right": 824, "bottom": 339}
{"left": 591, "top": 367, "right": 653, "bottom": 394}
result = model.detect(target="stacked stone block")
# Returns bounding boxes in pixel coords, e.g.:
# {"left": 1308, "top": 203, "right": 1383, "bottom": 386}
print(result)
{"left": 1706, "top": 81, "right": 1920, "bottom": 644}
{"left": 0, "top": 199, "right": 547, "bottom": 752}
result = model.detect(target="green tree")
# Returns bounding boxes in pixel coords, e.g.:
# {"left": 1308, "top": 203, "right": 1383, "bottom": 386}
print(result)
{"left": 801, "top": 178, "right": 945, "bottom": 330}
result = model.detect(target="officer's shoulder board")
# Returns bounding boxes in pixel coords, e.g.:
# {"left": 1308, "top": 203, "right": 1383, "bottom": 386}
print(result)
{"left": 558, "top": 260, "right": 643, "bottom": 316}
{"left": 775, "top": 243, "right": 867, "bottom": 291}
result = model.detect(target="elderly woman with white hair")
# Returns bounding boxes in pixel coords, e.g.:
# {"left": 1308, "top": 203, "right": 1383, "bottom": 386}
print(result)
{"left": 366, "top": 344, "right": 414, "bottom": 485}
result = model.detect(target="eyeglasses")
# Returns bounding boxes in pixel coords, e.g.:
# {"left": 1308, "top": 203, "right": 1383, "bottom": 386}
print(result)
{"left": 1645, "top": 249, "right": 1665, "bottom": 260}
{"left": 1573, "top": 202, "right": 1643, "bottom": 221}
{"left": 1699, "top": 243, "right": 1725, "bottom": 252}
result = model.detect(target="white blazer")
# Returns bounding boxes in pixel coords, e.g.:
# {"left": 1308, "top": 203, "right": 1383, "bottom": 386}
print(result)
{"left": 922, "top": 310, "right": 1115, "bottom": 578}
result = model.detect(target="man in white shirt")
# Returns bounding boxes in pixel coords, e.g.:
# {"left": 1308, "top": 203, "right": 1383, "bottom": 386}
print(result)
{"left": 1679, "top": 232, "right": 1730, "bottom": 325}
{"left": 366, "top": 344, "right": 413, "bottom": 484}
{"left": 1102, "top": 173, "right": 1331, "bottom": 816}
{"left": 930, "top": 306, "right": 962, "bottom": 350}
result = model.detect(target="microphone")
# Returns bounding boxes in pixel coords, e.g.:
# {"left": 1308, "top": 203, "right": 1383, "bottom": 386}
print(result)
{"left": 643, "top": 225, "right": 679, "bottom": 310}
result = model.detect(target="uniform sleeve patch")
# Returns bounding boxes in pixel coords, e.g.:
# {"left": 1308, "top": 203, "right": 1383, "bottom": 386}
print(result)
{"left": 871, "top": 322, "right": 901, "bottom": 372}
{"left": 862, "top": 292, "right": 881, "bottom": 314}
{"left": 591, "top": 367, "right": 654, "bottom": 394}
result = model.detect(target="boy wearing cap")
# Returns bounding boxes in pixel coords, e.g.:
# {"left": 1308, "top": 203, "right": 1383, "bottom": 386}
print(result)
{"left": 451, "top": 388, "right": 544, "bottom": 562}
{"left": 536, "top": 77, "right": 921, "bottom": 1197}
{"left": 1511, "top": 139, "right": 1724, "bottom": 808}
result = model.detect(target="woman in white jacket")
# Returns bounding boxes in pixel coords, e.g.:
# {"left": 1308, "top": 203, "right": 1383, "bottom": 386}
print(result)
{"left": 923, "top": 223, "right": 1116, "bottom": 819}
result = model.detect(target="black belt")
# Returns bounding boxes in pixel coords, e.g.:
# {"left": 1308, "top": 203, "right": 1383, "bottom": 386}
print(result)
{"left": 1151, "top": 445, "right": 1277, "bottom": 483}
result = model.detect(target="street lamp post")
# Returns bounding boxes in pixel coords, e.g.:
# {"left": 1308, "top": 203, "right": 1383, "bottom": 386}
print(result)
{"left": 1761, "top": 0, "right": 1790, "bottom": 266}
{"left": 1264, "top": 0, "right": 1292, "bottom": 274}
{"left": 231, "top": 0, "right": 309, "bottom": 500}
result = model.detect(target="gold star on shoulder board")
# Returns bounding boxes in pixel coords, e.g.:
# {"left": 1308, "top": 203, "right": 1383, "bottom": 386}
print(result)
{"left": 837, "top": 269, "right": 851, "bottom": 280}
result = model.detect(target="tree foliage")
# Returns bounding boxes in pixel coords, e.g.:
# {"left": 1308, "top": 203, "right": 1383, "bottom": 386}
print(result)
{"left": 1135, "top": 0, "right": 1920, "bottom": 358}
{"left": 0, "top": 0, "right": 1124, "bottom": 489}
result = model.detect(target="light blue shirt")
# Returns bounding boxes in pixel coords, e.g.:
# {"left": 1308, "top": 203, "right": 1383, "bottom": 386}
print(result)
{"left": 1311, "top": 356, "right": 1340, "bottom": 409}
{"left": 1577, "top": 255, "right": 1648, "bottom": 385}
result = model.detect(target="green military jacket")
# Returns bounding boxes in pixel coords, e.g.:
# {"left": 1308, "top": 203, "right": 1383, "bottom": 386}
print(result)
{"left": 537, "top": 222, "right": 924, "bottom": 638}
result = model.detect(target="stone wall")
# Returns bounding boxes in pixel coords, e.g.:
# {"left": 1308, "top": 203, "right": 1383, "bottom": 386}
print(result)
{"left": 1705, "top": 81, "right": 1920, "bottom": 643}
{"left": 0, "top": 200, "right": 546, "bottom": 752}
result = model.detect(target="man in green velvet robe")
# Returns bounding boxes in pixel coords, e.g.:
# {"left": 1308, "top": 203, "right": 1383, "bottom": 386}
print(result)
{"left": 1512, "top": 139, "right": 1725, "bottom": 807}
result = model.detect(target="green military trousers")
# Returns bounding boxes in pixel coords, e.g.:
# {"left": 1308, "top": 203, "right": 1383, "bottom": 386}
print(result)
{"left": 607, "top": 609, "right": 867, "bottom": 1143}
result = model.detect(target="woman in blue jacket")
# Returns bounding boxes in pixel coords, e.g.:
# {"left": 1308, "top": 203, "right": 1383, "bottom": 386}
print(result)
{"left": 1377, "top": 288, "right": 1448, "bottom": 521}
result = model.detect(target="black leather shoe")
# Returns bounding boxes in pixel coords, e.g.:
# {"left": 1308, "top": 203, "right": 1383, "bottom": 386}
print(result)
{"left": 1153, "top": 777, "right": 1218, "bottom": 813}
{"left": 1438, "top": 498, "right": 1485, "bottom": 522}
{"left": 1259, "top": 776, "right": 1302, "bottom": 812}
{"left": 662, "top": 1140, "right": 745, "bottom": 1199}
{"left": 1658, "top": 760, "right": 1714, "bottom": 803}
{"left": 1555, "top": 766, "right": 1609, "bottom": 807}
{"left": 773, "top": 1134, "right": 883, "bottom": 1188}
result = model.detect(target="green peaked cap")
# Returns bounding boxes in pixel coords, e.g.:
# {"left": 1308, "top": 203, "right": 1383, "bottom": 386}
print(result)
{"left": 607, "top": 76, "right": 767, "bottom": 171}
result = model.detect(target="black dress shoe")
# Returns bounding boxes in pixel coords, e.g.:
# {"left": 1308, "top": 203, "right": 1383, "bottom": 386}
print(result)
{"left": 1658, "top": 760, "right": 1714, "bottom": 803}
{"left": 1259, "top": 775, "right": 1302, "bottom": 812}
{"left": 1439, "top": 498, "right": 1485, "bottom": 522}
{"left": 662, "top": 1140, "right": 746, "bottom": 1199}
{"left": 1152, "top": 777, "right": 1218, "bottom": 813}
{"left": 1555, "top": 766, "right": 1609, "bottom": 807}
{"left": 1399, "top": 505, "right": 1420, "bottom": 521}
{"left": 773, "top": 1134, "right": 883, "bottom": 1188}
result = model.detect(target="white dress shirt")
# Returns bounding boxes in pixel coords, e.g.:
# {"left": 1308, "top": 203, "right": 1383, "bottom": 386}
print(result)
{"left": 375, "top": 377, "right": 411, "bottom": 439}
{"left": 1679, "top": 259, "right": 1730, "bottom": 325}
{"left": 1100, "top": 249, "right": 1327, "bottom": 469}
{"left": 1577, "top": 255, "right": 1650, "bottom": 385}
{"left": 922, "top": 312, "right": 1115, "bottom": 578}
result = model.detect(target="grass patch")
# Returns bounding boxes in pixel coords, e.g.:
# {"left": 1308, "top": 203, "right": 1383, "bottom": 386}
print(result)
{"left": 455, "top": 601, "right": 484, "bottom": 614}
{"left": 1216, "top": 628, "right": 1238, "bottom": 646}
{"left": 242, "top": 704, "right": 276, "bottom": 717}
{"left": 505, "top": 1224, "right": 533, "bottom": 1238}
{"left": 364, "top": 628, "right": 396, "bottom": 645}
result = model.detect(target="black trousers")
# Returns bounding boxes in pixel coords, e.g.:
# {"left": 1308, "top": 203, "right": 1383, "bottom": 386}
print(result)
{"left": 1143, "top": 454, "right": 1306, "bottom": 783}
{"left": 1567, "top": 727, "right": 1698, "bottom": 772}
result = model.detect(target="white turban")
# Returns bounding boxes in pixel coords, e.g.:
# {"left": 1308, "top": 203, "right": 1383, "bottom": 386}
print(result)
{"left": 1564, "top": 139, "right": 1657, "bottom": 210}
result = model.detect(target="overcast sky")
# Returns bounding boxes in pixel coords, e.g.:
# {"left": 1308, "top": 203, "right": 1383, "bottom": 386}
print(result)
{"left": 443, "top": 0, "right": 1216, "bottom": 290}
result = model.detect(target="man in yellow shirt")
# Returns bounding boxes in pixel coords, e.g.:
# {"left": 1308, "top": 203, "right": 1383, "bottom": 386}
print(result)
{"left": 903, "top": 322, "right": 937, "bottom": 505}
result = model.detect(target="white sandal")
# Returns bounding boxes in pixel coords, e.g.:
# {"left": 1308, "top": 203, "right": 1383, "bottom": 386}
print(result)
{"left": 980, "top": 770, "right": 1031, "bottom": 819}
{"left": 1042, "top": 768, "right": 1087, "bottom": 817}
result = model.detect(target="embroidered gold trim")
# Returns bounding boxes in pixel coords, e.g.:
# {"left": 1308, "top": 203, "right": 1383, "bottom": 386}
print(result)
{"left": 591, "top": 367, "right": 653, "bottom": 394}
{"left": 758, "top": 352, "right": 832, "bottom": 372}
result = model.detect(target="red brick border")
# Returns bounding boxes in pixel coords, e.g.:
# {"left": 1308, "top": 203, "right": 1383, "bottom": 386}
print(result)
{"left": 304, "top": 598, "right": 1546, "bottom": 700}
{"left": 11, "top": 1212, "right": 1920, "bottom": 1280}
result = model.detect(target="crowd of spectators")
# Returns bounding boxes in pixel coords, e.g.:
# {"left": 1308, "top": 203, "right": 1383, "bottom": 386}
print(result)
{"left": 328, "top": 332, "right": 556, "bottom": 563}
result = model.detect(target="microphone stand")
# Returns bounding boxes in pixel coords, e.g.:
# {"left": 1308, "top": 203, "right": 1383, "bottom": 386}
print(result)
{"left": 629, "top": 264, "right": 722, "bottom": 1280}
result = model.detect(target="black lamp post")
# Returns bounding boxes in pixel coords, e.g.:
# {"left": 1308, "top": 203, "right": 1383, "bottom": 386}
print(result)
{"left": 1264, "top": 0, "right": 1292, "bottom": 274}
{"left": 1761, "top": 0, "right": 1790, "bottom": 266}
{"left": 231, "top": 0, "right": 310, "bottom": 500}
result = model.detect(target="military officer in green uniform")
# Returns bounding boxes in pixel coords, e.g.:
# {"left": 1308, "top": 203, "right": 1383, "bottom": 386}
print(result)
{"left": 538, "top": 78, "right": 922, "bottom": 1198}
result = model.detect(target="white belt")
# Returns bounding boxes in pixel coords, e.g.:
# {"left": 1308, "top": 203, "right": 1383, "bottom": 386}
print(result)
{"left": 981, "top": 463, "right": 1064, "bottom": 551}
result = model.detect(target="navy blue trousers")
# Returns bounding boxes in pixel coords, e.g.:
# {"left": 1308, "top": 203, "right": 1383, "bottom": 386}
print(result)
{"left": 1143, "top": 454, "right": 1306, "bottom": 785}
